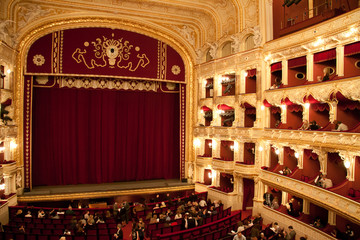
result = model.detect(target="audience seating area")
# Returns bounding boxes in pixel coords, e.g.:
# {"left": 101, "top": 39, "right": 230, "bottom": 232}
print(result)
{"left": 156, "top": 210, "right": 241, "bottom": 240}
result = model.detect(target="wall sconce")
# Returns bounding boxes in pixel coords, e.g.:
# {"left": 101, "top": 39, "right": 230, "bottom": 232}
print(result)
{"left": 344, "top": 160, "right": 351, "bottom": 169}
{"left": 244, "top": 71, "right": 248, "bottom": 77}
{"left": 0, "top": 146, "right": 5, "bottom": 152}
{"left": 261, "top": 105, "right": 265, "bottom": 111}
{"left": 275, "top": 149, "right": 280, "bottom": 155}
{"left": 304, "top": 102, "right": 310, "bottom": 109}
{"left": 208, "top": 142, "right": 212, "bottom": 148}
{"left": 259, "top": 146, "right": 263, "bottom": 152}
{"left": 294, "top": 152, "right": 299, "bottom": 158}
{"left": 193, "top": 138, "right": 201, "bottom": 148}
{"left": 200, "top": 109, "right": 204, "bottom": 114}
{"left": 0, "top": 183, "right": 5, "bottom": 190}
{"left": 230, "top": 145, "right": 234, "bottom": 151}
{"left": 208, "top": 172, "right": 212, "bottom": 178}
{"left": 203, "top": 80, "right": 207, "bottom": 85}
{"left": 281, "top": 105, "right": 286, "bottom": 110}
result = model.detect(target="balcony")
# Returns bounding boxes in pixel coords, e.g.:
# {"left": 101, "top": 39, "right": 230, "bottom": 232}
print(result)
{"left": 212, "top": 159, "right": 234, "bottom": 171}
{"left": 260, "top": 169, "right": 360, "bottom": 225}
{"left": 234, "top": 162, "right": 257, "bottom": 176}
{"left": 208, "top": 186, "right": 241, "bottom": 210}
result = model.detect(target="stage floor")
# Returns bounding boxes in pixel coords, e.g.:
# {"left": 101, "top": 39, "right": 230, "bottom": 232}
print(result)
{"left": 19, "top": 179, "right": 194, "bottom": 202}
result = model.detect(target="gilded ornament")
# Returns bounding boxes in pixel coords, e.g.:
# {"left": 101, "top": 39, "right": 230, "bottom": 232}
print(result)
{"left": 171, "top": 65, "right": 181, "bottom": 75}
{"left": 33, "top": 54, "right": 45, "bottom": 66}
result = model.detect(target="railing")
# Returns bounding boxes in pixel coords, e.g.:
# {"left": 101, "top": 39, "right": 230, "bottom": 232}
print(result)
{"left": 260, "top": 170, "right": 360, "bottom": 225}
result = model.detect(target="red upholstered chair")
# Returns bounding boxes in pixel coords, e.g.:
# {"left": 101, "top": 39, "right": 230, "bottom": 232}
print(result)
{"left": 355, "top": 190, "right": 360, "bottom": 198}
{"left": 43, "top": 219, "right": 52, "bottom": 224}
{"left": 98, "top": 229, "right": 108, "bottom": 235}
{"left": 87, "top": 229, "right": 97, "bottom": 235}
{"left": 42, "top": 229, "right": 53, "bottom": 235}
{"left": 38, "top": 235, "right": 50, "bottom": 240}
{"left": 214, "top": 231, "right": 221, "bottom": 239}
{"left": 53, "top": 229, "right": 63, "bottom": 235}
{"left": 50, "top": 236, "right": 62, "bottom": 240}
{"left": 4, "top": 232, "right": 14, "bottom": 240}
{"left": 87, "top": 236, "right": 98, "bottom": 240}
{"left": 27, "top": 234, "right": 38, "bottom": 240}
{"left": 98, "top": 235, "right": 111, "bottom": 240}
{"left": 31, "top": 228, "right": 41, "bottom": 234}
{"left": 74, "top": 236, "right": 87, "bottom": 240}
{"left": 53, "top": 219, "right": 62, "bottom": 225}
{"left": 348, "top": 188, "right": 355, "bottom": 197}
{"left": 97, "top": 223, "right": 107, "bottom": 229}
{"left": 161, "top": 227, "right": 172, "bottom": 234}
{"left": 205, "top": 233, "right": 214, "bottom": 240}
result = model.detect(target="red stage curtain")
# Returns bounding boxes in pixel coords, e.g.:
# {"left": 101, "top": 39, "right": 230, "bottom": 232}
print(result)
{"left": 271, "top": 62, "right": 282, "bottom": 72}
{"left": 344, "top": 41, "right": 360, "bottom": 56}
{"left": 32, "top": 87, "right": 180, "bottom": 186}
{"left": 314, "top": 49, "right": 336, "bottom": 63}
{"left": 288, "top": 56, "right": 306, "bottom": 68}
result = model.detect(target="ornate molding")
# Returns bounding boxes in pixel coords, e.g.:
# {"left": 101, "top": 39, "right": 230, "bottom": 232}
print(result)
{"left": 260, "top": 170, "right": 360, "bottom": 225}
{"left": 264, "top": 77, "right": 360, "bottom": 106}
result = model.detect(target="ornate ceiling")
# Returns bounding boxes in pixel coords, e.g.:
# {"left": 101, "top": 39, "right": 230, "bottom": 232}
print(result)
{"left": 0, "top": 0, "right": 259, "bottom": 57}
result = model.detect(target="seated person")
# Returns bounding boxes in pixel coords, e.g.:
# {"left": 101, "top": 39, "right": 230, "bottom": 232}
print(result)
{"left": 280, "top": 167, "right": 292, "bottom": 176}
{"left": 285, "top": 198, "right": 299, "bottom": 217}
{"left": 314, "top": 173, "right": 324, "bottom": 187}
{"left": 271, "top": 196, "right": 280, "bottom": 209}
{"left": 322, "top": 175, "right": 333, "bottom": 188}
{"left": 321, "top": 67, "right": 331, "bottom": 82}
{"left": 270, "top": 222, "right": 280, "bottom": 233}
{"left": 311, "top": 217, "right": 323, "bottom": 229}
{"left": 263, "top": 192, "right": 274, "bottom": 207}
{"left": 309, "top": 120, "right": 320, "bottom": 130}
{"left": 332, "top": 120, "right": 348, "bottom": 131}
{"left": 270, "top": 77, "right": 282, "bottom": 90}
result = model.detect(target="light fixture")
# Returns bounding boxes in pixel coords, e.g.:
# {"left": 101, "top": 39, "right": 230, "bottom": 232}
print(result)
{"left": 6, "top": 69, "right": 11, "bottom": 74}
{"left": 200, "top": 109, "right": 204, "bottom": 114}
{"left": 305, "top": 102, "right": 310, "bottom": 109}
{"left": 203, "top": 80, "right": 207, "bottom": 85}
{"left": 261, "top": 105, "right": 265, "bottom": 111}
{"left": 234, "top": 142, "right": 239, "bottom": 151}
{"left": 193, "top": 138, "right": 201, "bottom": 148}
{"left": 281, "top": 104, "right": 286, "bottom": 110}
{"left": 259, "top": 146, "right": 263, "bottom": 152}
{"left": 344, "top": 160, "right": 351, "bottom": 169}
{"left": 10, "top": 141, "right": 17, "bottom": 150}
{"left": 208, "top": 172, "right": 212, "bottom": 178}
{"left": 0, "top": 147, "right": 4, "bottom": 152}
{"left": 244, "top": 71, "right": 248, "bottom": 77}
{"left": 275, "top": 149, "right": 280, "bottom": 155}
{"left": 230, "top": 145, "right": 234, "bottom": 151}
{"left": 208, "top": 142, "right": 212, "bottom": 148}
{"left": 294, "top": 152, "right": 299, "bottom": 158}
{"left": 0, "top": 183, "right": 5, "bottom": 190}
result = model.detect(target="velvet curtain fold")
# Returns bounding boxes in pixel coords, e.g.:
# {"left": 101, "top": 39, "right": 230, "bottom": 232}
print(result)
{"left": 32, "top": 87, "right": 180, "bottom": 186}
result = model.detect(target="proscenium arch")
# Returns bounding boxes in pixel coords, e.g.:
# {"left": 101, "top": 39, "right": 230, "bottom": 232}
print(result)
{"left": 15, "top": 16, "right": 195, "bottom": 189}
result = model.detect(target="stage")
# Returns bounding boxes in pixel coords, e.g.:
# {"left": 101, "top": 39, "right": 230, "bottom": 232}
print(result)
{"left": 18, "top": 179, "right": 194, "bottom": 203}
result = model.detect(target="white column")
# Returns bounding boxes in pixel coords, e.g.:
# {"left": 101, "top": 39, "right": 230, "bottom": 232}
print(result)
{"left": 239, "top": 71, "right": 246, "bottom": 94}
{"left": 281, "top": 105, "right": 287, "bottom": 124}
{"left": 306, "top": 53, "right": 314, "bottom": 82}
{"left": 328, "top": 101, "right": 337, "bottom": 123}
{"left": 308, "top": 0, "right": 314, "bottom": 18}
{"left": 336, "top": 45, "right": 344, "bottom": 77}
{"left": 277, "top": 146, "right": 284, "bottom": 165}
{"left": 282, "top": 59, "right": 288, "bottom": 86}
{"left": 4, "top": 141, "right": 11, "bottom": 161}
{"left": 264, "top": 0, "right": 274, "bottom": 41}
{"left": 328, "top": 211, "right": 336, "bottom": 226}
{"left": 281, "top": 191, "right": 288, "bottom": 205}
{"left": 4, "top": 176, "right": 10, "bottom": 195}
{"left": 11, "top": 175, "right": 16, "bottom": 193}
{"left": 302, "top": 199, "right": 310, "bottom": 214}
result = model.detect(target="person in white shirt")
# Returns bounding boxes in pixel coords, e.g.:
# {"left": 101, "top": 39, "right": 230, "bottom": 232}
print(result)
{"left": 333, "top": 120, "right": 348, "bottom": 131}
{"left": 25, "top": 211, "right": 32, "bottom": 218}
{"left": 233, "top": 231, "right": 246, "bottom": 240}
{"left": 199, "top": 198, "right": 207, "bottom": 208}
